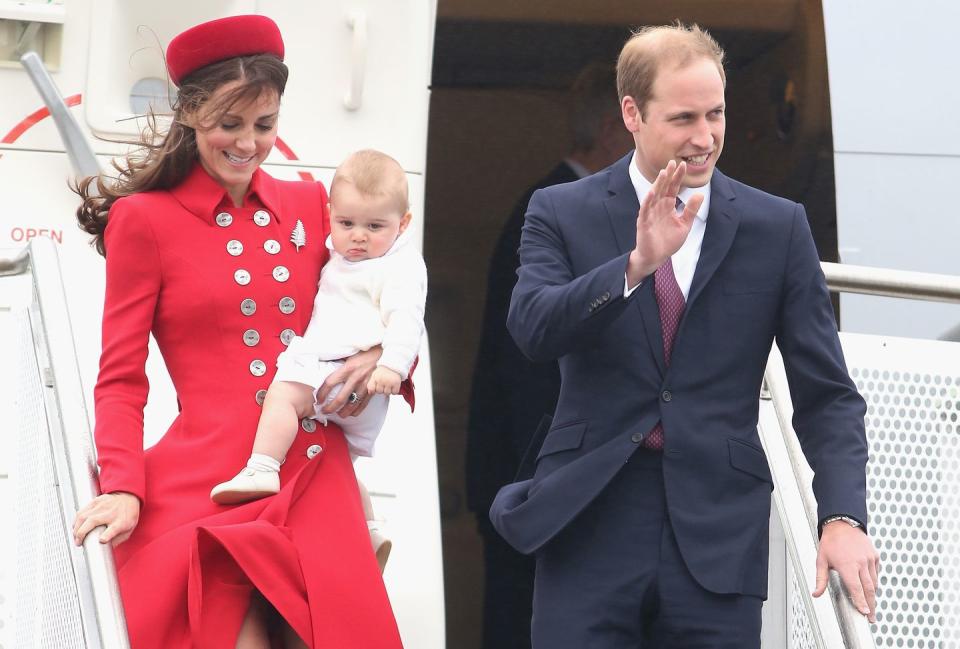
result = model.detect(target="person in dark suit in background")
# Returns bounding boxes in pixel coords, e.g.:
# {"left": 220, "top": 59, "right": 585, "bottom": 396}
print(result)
{"left": 490, "top": 23, "right": 879, "bottom": 648}
{"left": 465, "top": 62, "right": 634, "bottom": 649}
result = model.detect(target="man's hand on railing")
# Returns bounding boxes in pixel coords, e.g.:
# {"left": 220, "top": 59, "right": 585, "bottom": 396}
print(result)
{"left": 813, "top": 521, "right": 880, "bottom": 623}
{"left": 73, "top": 491, "right": 141, "bottom": 547}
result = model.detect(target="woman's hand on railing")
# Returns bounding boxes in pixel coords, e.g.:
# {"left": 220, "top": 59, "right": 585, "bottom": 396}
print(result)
{"left": 73, "top": 491, "right": 141, "bottom": 547}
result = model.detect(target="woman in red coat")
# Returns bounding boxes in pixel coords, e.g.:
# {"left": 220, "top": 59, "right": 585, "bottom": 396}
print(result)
{"left": 70, "top": 15, "right": 404, "bottom": 649}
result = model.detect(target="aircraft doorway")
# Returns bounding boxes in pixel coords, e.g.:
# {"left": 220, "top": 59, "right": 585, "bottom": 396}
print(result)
{"left": 423, "top": 2, "right": 836, "bottom": 646}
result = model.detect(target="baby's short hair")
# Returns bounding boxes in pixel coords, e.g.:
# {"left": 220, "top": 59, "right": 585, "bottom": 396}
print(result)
{"left": 330, "top": 149, "right": 409, "bottom": 216}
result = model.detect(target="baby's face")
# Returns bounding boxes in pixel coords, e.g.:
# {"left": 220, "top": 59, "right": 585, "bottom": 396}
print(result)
{"left": 329, "top": 184, "right": 410, "bottom": 262}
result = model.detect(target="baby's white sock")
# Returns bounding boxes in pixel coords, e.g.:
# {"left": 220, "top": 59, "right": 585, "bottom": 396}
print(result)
{"left": 246, "top": 453, "right": 281, "bottom": 473}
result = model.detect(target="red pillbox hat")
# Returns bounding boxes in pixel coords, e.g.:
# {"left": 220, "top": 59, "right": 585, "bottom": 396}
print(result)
{"left": 166, "top": 15, "right": 285, "bottom": 86}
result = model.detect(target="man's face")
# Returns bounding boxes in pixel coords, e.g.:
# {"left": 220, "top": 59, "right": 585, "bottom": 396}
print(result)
{"left": 624, "top": 56, "right": 725, "bottom": 189}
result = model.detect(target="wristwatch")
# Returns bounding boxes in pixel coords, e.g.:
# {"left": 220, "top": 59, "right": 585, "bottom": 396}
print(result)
{"left": 822, "top": 515, "right": 862, "bottom": 529}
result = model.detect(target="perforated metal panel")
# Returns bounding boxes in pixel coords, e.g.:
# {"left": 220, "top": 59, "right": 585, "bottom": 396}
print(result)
{"left": 849, "top": 353, "right": 960, "bottom": 649}
{"left": 14, "top": 310, "right": 86, "bottom": 648}
{"left": 774, "top": 333, "right": 960, "bottom": 648}
{"left": 790, "top": 569, "right": 818, "bottom": 649}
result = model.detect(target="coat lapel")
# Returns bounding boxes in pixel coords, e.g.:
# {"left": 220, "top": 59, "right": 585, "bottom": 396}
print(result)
{"left": 685, "top": 171, "right": 740, "bottom": 312}
{"left": 602, "top": 155, "right": 667, "bottom": 375}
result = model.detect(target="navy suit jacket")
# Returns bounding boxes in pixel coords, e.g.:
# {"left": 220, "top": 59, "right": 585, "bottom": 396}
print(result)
{"left": 489, "top": 153, "right": 868, "bottom": 598}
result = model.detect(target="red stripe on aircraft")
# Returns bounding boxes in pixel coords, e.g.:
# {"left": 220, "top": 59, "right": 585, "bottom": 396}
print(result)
{"left": 1, "top": 94, "right": 83, "bottom": 144}
{"left": 275, "top": 136, "right": 316, "bottom": 182}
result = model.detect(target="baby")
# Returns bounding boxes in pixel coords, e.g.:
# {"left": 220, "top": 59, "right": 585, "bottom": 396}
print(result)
{"left": 212, "top": 149, "right": 427, "bottom": 568}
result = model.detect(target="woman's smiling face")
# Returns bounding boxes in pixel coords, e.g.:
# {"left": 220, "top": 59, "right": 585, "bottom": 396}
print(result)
{"left": 193, "top": 81, "right": 280, "bottom": 205}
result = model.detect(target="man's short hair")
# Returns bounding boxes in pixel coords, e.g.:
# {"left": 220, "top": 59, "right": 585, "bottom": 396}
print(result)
{"left": 568, "top": 61, "right": 621, "bottom": 152}
{"left": 330, "top": 149, "right": 409, "bottom": 216}
{"left": 616, "top": 22, "right": 726, "bottom": 119}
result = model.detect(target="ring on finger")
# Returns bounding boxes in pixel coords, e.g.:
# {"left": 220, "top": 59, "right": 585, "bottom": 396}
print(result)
{"left": 348, "top": 391, "right": 361, "bottom": 405}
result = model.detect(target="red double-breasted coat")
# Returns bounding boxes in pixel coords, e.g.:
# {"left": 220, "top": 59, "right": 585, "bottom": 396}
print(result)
{"left": 94, "top": 163, "right": 404, "bottom": 648}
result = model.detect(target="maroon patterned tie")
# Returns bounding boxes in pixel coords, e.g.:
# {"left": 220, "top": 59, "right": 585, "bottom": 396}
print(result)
{"left": 643, "top": 201, "right": 687, "bottom": 450}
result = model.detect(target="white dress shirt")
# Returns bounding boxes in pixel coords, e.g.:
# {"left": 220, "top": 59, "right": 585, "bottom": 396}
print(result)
{"left": 624, "top": 152, "right": 711, "bottom": 299}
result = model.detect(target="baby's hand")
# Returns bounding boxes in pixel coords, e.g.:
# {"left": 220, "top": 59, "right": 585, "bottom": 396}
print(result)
{"left": 368, "top": 366, "right": 402, "bottom": 395}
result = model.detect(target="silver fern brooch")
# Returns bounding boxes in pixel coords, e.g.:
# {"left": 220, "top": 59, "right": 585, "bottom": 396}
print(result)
{"left": 290, "top": 219, "right": 306, "bottom": 251}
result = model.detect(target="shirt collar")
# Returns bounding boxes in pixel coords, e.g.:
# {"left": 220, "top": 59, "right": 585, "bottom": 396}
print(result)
{"left": 170, "top": 163, "right": 284, "bottom": 225}
{"left": 627, "top": 151, "right": 710, "bottom": 221}
{"left": 563, "top": 157, "right": 591, "bottom": 179}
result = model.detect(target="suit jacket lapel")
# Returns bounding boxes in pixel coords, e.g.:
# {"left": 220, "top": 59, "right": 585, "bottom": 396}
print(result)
{"left": 602, "top": 155, "right": 667, "bottom": 375}
{"left": 684, "top": 170, "right": 740, "bottom": 313}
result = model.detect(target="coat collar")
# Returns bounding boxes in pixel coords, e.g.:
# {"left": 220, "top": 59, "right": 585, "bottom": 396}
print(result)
{"left": 170, "top": 163, "right": 284, "bottom": 225}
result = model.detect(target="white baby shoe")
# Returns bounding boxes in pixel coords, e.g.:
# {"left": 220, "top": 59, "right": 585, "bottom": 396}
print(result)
{"left": 211, "top": 467, "right": 280, "bottom": 505}
{"left": 368, "top": 521, "right": 393, "bottom": 573}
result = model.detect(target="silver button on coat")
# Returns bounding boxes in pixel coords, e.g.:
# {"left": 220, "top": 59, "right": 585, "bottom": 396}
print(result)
{"left": 278, "top": 297, "right": 296, "bottom": 314}
{"left": 243, "top": 329, "right": 261, "bottom": 346}
{"left": 264, "top": 239, "right": 281, "bottom": 255}
{"left": 306, "top": 444, "right": 323, "bottom": 459}
{"left": 255, "top": 389, "right": 267, "bottom": 406}
{"left": 216, "top": 212, "right": 233, "bottom": 227}
{"left": 272, "top": 266, "right": 290, "bottom": 282}
{"left": 240, "top": 299, "right": 257, "bottom": 316}
{"left": 301, "top": 418, "right": 317, "bottom": 433}
{"left": 280, "top": 328, "right": 296, "bottom": 346}
{"left": 234, "top": 269, "right": 251, "bottom": 285}
{"left": 249, "top": 360, "right": 267, "bottom": 376}
{"left": 227, "top": 240, "right": 244, "bottom": 256}
{"left": 253, "top": 210, "right": 271, "bottom": 226}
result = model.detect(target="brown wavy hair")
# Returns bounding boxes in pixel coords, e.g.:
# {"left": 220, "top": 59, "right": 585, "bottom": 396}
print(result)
{"left": 75, "top": 54, "right": 289, "bottom": 256}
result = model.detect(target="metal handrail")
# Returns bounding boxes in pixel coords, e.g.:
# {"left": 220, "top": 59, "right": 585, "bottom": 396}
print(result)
{"left": 5, "top": 238, "right": 130, "bottom": 648}
{"left": 19, "top": 51, "right": 101, "bottom": 178}
{"left": 822, "top": 262, "right": 960, "bottom": 303}
{"left": 761, "top": 349, "right": 877, "bottom": 649}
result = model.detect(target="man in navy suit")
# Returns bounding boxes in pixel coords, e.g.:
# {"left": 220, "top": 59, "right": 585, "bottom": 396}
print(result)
{"left": 490, "top": 23, "right": 879, "bottom": 648}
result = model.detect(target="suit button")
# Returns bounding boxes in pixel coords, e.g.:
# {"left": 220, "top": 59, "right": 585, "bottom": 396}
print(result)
{"left": 253, "top": 210, "right": 271, "bottom": 226}
{"left": 280, "top": 328, "right": 297, "bottom": 346}
{"left": 279, "top": 296, "right": 296, "bottom": 314}
{"left": 226, "top": 239, "right": 243, "bottom": 256}
{"left": 234, "top": 269, "right": 251, "bottom": 285}
{"left": 215, "top": 212, "right": 233, "bottom": 227}
{"left": 255, "top": 389, "right": 267, "bottom": 406}
{"left": 306, "top": 444, "right": 323, "bottom": 459}
{"left": 243, "top": 329, "right": 260, "bottom": 346}
{"left": 240, "top": 298, "right": 257, "bottom": 316}
{"left": 631, "top": 432, "right": 643, "bottom": 443}
{"left": 250, "top": 360, "right": 267, "bottom": 376}
{"left": 602, "top": 291, "right": 610, "bottom": 301}
{"left": 264, "top": 239, "right": 281, "bottom": 255}
{"left": 272, "top": 265, "right": 290, "bottom": 282}
{"left": 301, "top": 418, "right": 317, "bottom": 433}
{"left": 661, "top": 390, "right": 672, "bottom": 402}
